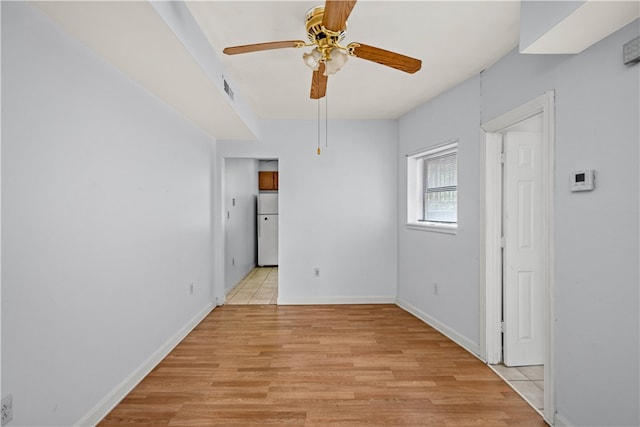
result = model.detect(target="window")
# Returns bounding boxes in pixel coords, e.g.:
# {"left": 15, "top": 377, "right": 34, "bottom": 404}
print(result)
{"left": 406, "top": 140, "right": 458, "bottom": 233}
{"left": 423, "top": 150, "right": 457, "bottom": 223}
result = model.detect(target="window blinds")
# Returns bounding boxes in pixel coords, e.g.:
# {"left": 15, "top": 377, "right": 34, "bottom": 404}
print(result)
{"left": 422, "top": 152, "right": 457, "bottom": 223}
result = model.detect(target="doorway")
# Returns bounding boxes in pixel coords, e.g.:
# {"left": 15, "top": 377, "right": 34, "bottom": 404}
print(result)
{"left": 221, "top": 158, "right": 279, "bottom": 305}
{"left": 480, "top": 92, "right": 555, "bottom": 423}
{"left": 494, "top": 117, "right": 546, "bottom": 412}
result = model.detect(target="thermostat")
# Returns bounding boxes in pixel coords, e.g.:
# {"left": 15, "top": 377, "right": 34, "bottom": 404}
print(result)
{"left": 570, "top": 170, "right": 595, "bottom": 192}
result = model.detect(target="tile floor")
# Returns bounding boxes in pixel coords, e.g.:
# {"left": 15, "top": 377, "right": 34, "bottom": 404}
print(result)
{"left": 490, "top": 364, "right": 544, "bottom": 411}
{"left": 226, "top": 267, "right": 278, "bottom": 305}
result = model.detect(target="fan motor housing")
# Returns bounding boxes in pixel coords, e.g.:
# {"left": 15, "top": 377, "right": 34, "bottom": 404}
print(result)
{"left": 305, "top": 6, "right": 346, "bottom": 48}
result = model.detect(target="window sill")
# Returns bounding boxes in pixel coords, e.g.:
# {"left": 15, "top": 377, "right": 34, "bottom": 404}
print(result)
{"left": 405, "top": 222, "right": 457, "bottom": 235}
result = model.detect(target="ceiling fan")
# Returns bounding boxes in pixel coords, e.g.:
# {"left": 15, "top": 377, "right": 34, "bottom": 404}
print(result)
{"left": 222, "top": 0, "right": 422, "bottom": 100}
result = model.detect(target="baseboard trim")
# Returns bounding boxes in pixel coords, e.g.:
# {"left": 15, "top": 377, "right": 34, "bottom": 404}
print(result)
{"left": 554, "top": 413, "right": 572, "bottom": 427}
{"left": 396, "top": 298, "right": 480, "bottom": 357}
{"left": 75, "top": 303, "right": 216, "bottom": 427}
{"left": 278, "top": 296, "right": 396, "bottom": 305}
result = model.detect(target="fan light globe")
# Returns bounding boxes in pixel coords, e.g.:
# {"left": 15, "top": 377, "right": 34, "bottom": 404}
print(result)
{"left": 323, "top": 48, "right": 349, "bottom": 76}
{"left": 303, "top": 48, "right": 322, "bottom": 71}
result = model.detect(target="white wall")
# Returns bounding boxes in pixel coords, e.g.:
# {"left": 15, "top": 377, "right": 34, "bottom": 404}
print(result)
{"left": 4, "top": 2, "right": 637, "bottom": 426}
{"left": 1, "top": 3, "right": 215, "bottom": 425}
{"left": 397, "top": 76, "right": 482, "bottom": 353}
{"left": 224, "top": 159, "right": 259, "bottom": 292}
{"left": 398, "top": 19, "right": 639, "bottom": 427}
{"left": 483, "top": 21, "right": 639, "bottom": 427}
{"left": 259, "top": 160, "right": 279, "bottom": 172}
{"left": 152, "top": 1, "right": 261, "bottom": 140}
{"left": 217, "top": 120, "right": 398, "bottom": 304}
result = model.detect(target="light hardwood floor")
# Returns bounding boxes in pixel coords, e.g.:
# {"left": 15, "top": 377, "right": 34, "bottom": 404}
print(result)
{"left": 99, "top": 304, "right": 546, "bottom": 426}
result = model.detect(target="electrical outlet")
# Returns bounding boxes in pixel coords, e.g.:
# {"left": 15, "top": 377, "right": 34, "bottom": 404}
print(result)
{"left": 433, "top": 283, "right": 439, "bottom": 295}
{"left": 2, "top": 394, "right": 13, "bottom": 426}
{"left": 314, "top": 268, "right": 320, "bottom": 277}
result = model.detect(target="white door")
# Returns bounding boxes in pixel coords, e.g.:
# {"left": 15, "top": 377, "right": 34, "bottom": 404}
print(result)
{"left": 503, "top": 131, "right": 545, "bottom": 366}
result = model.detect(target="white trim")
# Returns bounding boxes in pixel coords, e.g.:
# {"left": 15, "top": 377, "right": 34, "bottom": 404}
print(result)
{"left": 278, "top": 297, "right": 396, "bottom": 305}
{"left": 480, "top": 91, "right": 555, "bottom": 425}
{"left": 482, "top": 95, "right": 549, "bottom": 132}
{"left": 396, "top": 298, "right": 481, "bottom": 357}
{"left": 75, "top": 303, "right": 216, "bottom": 427}
{"left": 213, "top": 151, "right": 226, "bottom": 306}
{"left": 479, "top": 131, "right": 503, "bottom": 365}
{"left": 554, "top": 413, "right": 573, "bottom": 427}
{"left": 405, "top": 138, "right": 459, "bottom": 158}
{"left": 406, "top": 140, "right": 459, "bottom": 229}
{"left": 405, "top": 222, "right": 457, "bottom": 234}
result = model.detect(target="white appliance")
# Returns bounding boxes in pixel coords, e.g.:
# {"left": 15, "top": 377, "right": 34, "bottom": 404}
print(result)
{"left": 257, "top": 193, "right": 278, "bottom": 266}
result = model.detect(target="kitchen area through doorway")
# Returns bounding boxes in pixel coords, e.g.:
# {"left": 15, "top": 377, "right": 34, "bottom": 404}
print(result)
{"left": 224, "top": 158, "right": 279, "bottom": 305}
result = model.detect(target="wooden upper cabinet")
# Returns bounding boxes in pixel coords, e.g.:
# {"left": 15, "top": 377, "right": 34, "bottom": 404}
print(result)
{"left": 259, "top": 171, "right": 278, "bottom": 191}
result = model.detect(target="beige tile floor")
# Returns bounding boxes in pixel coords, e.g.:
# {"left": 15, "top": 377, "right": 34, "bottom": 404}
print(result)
{"left": 491, "top": 364, "right": 544, "bottom": 412}
{"left": 226, "top": 267, "right": 278, "bottom": 305}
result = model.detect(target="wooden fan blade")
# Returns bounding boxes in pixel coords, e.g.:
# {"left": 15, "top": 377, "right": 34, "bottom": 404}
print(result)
{"left": 350, "top": 43, "right": 422, "bottom": 74}
{"left": 310, "top": 63, "right": 328, "bottom": 99}
{"left": 223, "top": 40, "right": 305, "bottom": 55}
{"left": 322, "top": 0, "right": 357, "bottom": 32}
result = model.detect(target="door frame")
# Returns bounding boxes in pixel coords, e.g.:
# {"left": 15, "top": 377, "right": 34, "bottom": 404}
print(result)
{"left": 214, "top": 156, "right": 280, "bottom": 306}
{"left": 479, "top": 91, "right": 555, "bottom": 422}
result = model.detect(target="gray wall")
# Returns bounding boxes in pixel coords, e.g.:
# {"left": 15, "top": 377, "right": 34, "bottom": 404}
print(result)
{"left": 217, "top": 120, "right": 399, "bottom": 305}
{"left": 398, "top": 19, "right": 639, "bottom": 426}
{"left": 224, "top": 158, "right": 259, "bottom": 292}
{"left": 259, "top": 160, "right": 279, "bottom": 172}
{"left": 397, "top": 75, "right": 482, "bottom": 352}
{"left": 3, "top": 1, "right": 638, "bottom": 426}
{"left": 2, "top": 3, "right": 214, "bottom": 425}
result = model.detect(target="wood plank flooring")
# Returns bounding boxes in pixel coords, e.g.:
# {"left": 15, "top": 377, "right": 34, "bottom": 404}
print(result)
{"left": 99, "top": 305, "right": 547, "bottom": 426}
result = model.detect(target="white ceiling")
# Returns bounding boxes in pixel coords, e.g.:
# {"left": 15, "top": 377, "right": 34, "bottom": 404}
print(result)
{"left": 32, "top": 1, "right": 637, "bottom": 140}
{"left": 34, "top": 1, "right": 521, "bottom": 138}
{"left": 187, "top": 1, "right": 521, "bottom": 120}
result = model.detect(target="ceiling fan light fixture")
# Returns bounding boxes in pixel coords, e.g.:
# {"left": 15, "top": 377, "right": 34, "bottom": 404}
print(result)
{"left": 223, "top": 0, "right": 423, "bottom": 100}
{"left": 303, "top": 48, "right": 322, "bottom": 71}
{"left": 323, "top": 48, "right": 348, "bottom": 76}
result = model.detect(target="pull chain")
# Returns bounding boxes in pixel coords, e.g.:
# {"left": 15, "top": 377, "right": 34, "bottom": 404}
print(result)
{"left": 315, "top": 79, "right": 328, "bottom": 155}
{"left": 325, "top": 93, "right": 328, "bottom": 150}
{"left": 317, "top": 96, "right": 321, "bottom": 155}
